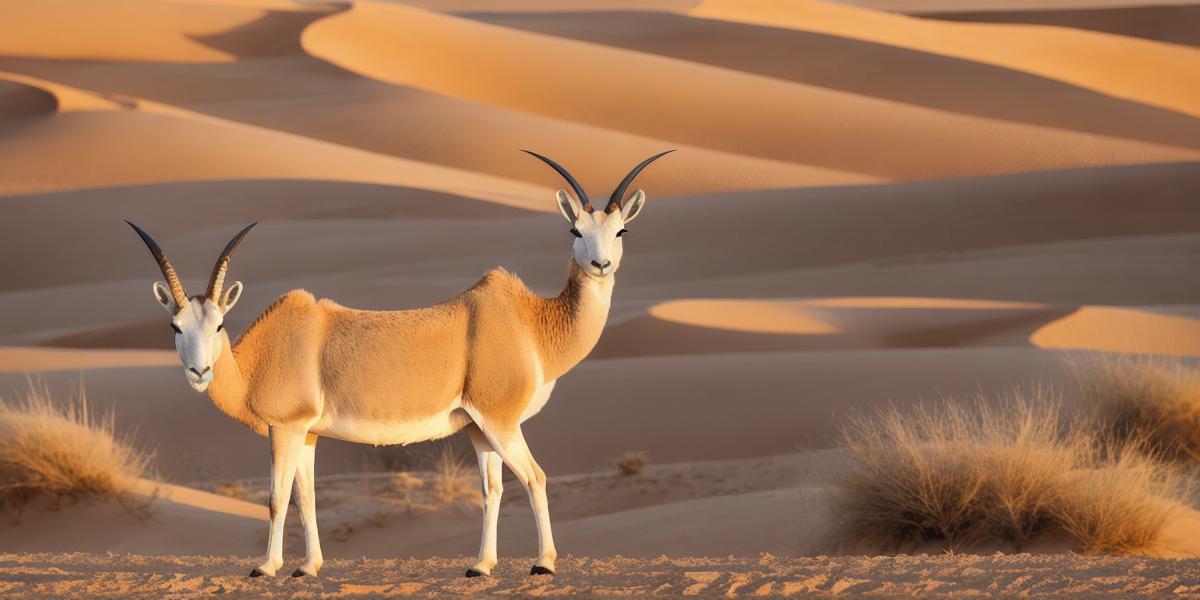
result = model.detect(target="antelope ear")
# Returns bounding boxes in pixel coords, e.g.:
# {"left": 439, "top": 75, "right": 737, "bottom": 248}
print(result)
{"left": 556, "top": 190, "right": 581, "bottom": 223}
{"left": 621, "top": 189, "right": 646, "bottom": 224}
{"left": 221, "top": 281, "right": 244, "bottom": 312}
{"left": 152, "top": 282, "right": 175, "bottom": 312}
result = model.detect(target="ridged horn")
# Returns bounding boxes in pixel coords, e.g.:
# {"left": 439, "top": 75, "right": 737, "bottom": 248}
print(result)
{"left": 126, "top": 220, "right": 188, "bottom": 307}
{"left": 205, "top": 223, "right": 257, "bottom": 303}
{"left": 521, "top": 150, "right": 593, "bottom": 213}
{"left": 607, "top": 150, "right": 674, "bottom": 213}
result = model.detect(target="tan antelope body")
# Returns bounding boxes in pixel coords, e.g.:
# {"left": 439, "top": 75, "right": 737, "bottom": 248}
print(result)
{"left": 127, "top": 151, "right": 670, "bottom": 579}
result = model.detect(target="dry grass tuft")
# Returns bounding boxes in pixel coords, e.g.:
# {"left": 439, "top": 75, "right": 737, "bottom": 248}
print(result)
{"left": 0, "top": 382, "right": 152, "bottom": 517}
{"left": 616, "top": 451, "right": 648, "bottom": 476}
{"left": 211, "top": 481, "right": 248, "bottom": 501}
{"left": 1076, "top": 355, "right": 1200, "bottom": 463}
{"left": 1055, "top": 451, "right": 1187, "bottom": 554}
{"left": 836, "top": 393, "right": 1189, "bottom": 554}
{"left": 430, "top": 447, "right": 479, "bottom": 507}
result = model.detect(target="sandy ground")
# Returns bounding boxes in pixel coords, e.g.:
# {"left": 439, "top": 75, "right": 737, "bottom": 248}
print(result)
{"left": 4, "top": 552, "right": 1200, "bottom": 599}
{"left": 1, "top": 0, "right": 1199, "bottom": 595}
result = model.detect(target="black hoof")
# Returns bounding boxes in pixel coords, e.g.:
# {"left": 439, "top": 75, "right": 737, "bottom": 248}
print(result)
{"left": 291, "top": 569, "right": 308, "bottom": 578}
{"left": 465, "top": 568, "right": 486, "bottom": 578}
{"left": 249, "top": 568, "right": 265, "bottom": 578}
{"left": 530, "top": 565, "right": 555, "bottom": 576}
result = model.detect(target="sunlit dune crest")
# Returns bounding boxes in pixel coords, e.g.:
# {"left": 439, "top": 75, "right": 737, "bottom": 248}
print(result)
{"left": 804, "top": 297, "right": 1046, "bottom": 309}
{"left": 0, "top": 72, "right": 130, "bottom": 113}
{"left": 0, "top": 0, "right": 263, "bottom": 63}
{"left": 0, "top": 347, "right": 177, "bottom": 373}
{"left": 301, "top": 2, "right": 1199, "bottom": 182}
{"left": 1032, "top": 306, "right": 1200, "bottom": 357}
{"left": 832, "top": 0, "right": 1200, "bottom": 12}
{"left": 0, "top": 77, "right": 551, "bottom": 208}
{"left": 649, "top": 299, "right": 843, "bottom": 335}
{"left": 649, "top": 297, "right": 1049, "bottom": 335}
{"left": 129, "top": 478, "right": 266, "bottom": 522}
{"left": 692, "top": 0, "right": 1200, "bottom": 118}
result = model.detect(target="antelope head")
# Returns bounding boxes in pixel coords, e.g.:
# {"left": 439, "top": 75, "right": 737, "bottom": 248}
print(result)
{"left": 126, "top": 221, "right": 256, "bottom": 392}
{"left": 523, "top": 150, "right": 673, "bottom": 279}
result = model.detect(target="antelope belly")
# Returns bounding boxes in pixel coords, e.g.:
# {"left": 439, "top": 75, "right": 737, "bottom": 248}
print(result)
{"left": 314, "top": 398, "right": 470, "bottom": 446}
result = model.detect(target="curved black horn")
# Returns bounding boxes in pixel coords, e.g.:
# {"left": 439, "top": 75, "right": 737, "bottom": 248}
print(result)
{"left": 521, "top": 150, "right": 593, "bottom": 213}
{"left": 607, "top": 150, "right": 675, "bottom": 213}
{"left": 126, "top": 220, "right": 188, "bottom": 306}
{"left": 205, "top": 222, "right": 257, "bottom": 302}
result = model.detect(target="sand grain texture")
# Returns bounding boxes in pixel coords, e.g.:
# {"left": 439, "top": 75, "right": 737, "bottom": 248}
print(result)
{"left": 0, "top": 0, "right": 1199, "bottom": 591}
{"left": 3, "top": 553, "right": 1200, "bottom": 599}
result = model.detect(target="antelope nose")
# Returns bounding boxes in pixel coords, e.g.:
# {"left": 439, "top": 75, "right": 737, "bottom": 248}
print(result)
{"left": 189, "top": 366, "right": 211, "bottom": 377}
{"left": 591, "top": 260, "right": 612, "bottom": 270}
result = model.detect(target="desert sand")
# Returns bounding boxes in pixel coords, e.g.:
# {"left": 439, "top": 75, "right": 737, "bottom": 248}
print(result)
{"left": 1, "top": 0, "right": 1198, "bottom": 596}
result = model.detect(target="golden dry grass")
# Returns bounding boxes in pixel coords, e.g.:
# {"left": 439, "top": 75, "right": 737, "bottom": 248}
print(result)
{"left": 836, "top": 393, "right": 1189, "bottom": 554}
{"left": 210, "top": 481, "right": 248, "bottom": 501}
{"left": 615, "top": 451, "right": 648, "bottom": 476}
{"left": 0, "top": 382, "right": 151, "bottom": 517}
{"left": 1077, "top": 355, "right": 1200, "bottom": 463}
{"left": 429, "top": 447, "right": 479, "bottom": 507}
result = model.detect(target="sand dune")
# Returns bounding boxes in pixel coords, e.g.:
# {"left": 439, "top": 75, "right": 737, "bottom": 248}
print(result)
{"left": 0, "top": 347, "right": 175, "bottom": 373}
{"left": 1, "top": 477, "right": 267, "bottom": 557}
{"left": 0, "top": 75, "right": 551, "bottom": 207}
{"left": 462, "top": 10, "right": 1200, "bottom": 150}
{"left": 0, "top": 79, "right": 56, "bottom": 122}
{"left": 0, "top": 0, "right": 269, "bottom": 63}
{"left": 1, "top": 162, "right": 1196, "bottom": 348}
{"left": 0, "top": 66, "right": 873, "bottom": 197}
{"left": 593, "top": 297, "right": 1067, "bottom": 358}
{"left": 1032, "top": 306, "right": 1200, "bottom": 357}
{"left": 924, "top": 4, "right": 1200, "bottom": 48}
{"left": 0, "top": 72, "right": 129, "bottom": 114}
{"left": 302, "top": 2, "right": 1199, "bottom": 181}
{"left": 693, "top": 0, "right": 1200, "bottom": 118}
{"left": 835, "top": 0, "right": 1200, "bottom": 12}
{"left": 648, "top": 232, "right": 1200, "bottom": 311}
{"left": 129, "top": 478, "right": 267, "bottom": 522}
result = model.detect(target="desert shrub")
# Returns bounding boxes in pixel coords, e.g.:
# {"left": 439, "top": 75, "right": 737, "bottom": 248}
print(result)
{"left": 0, "top": 383, "right": 151, "bottom": 517}
{"left": 212, "top": 480, "right": 248, "bottom": 500}
{"left": 1076, "top": 355, "right": 1200, "bottom": 463}
{"left": 616, "top": 451, "right": 648, "bottom": 476}
{"left": 836, "top": 393, "right": 1189, "bottom": 554}
{"left": 1054, "top": 450, "right": 1187, "bottom": 554}
{"left": 430, "top": 447, "right": 479, "bottom": 507}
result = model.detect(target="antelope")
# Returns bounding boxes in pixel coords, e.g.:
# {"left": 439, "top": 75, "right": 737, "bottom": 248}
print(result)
{"left": 126, "top": 150, "right": 671, "bottom": 579}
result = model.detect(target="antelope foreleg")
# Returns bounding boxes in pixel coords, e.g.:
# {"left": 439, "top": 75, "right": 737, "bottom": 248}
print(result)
{"left": 251, "top": 426, "right": 305, "bottom": 577}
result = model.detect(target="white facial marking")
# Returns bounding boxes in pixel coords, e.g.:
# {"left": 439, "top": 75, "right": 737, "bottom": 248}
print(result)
{"left": 170, "top": 297, "right": 226, "bottom": 392}
{"left": 570, "top": 209, "right": 626, "bottom": 278}
{"left": 557, "top": 189, "right": 645, "bottom": 279}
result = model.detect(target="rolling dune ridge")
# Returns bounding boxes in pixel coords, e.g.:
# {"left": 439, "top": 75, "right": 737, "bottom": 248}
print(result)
{"left": 0, "top": 0, "right": 1198, "bottom": 595}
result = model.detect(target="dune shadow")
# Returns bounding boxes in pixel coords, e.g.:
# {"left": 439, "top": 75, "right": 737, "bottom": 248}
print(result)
{"left": 463, "top": 10, "right": 1200, "bottom": 150}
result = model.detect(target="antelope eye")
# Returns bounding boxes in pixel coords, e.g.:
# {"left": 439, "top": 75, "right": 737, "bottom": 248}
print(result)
{"left": 616, "top": 229, "right": 628, "bottom": 237}
{"left": 569, "top": 228, "right": 582, "bottom": 238}
{"left": 171, "top": 323, "right": 182, "bottom": 334}
{"left": 216, "top": 323, "right": 225, "bottom": 332}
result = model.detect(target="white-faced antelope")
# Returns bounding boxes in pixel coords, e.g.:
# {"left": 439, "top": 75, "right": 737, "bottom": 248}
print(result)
{"left": 126, "top": 150, "right": 672, "bottom": 578}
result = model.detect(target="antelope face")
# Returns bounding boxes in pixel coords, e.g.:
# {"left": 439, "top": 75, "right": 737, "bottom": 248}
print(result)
{"left": 127, "top": 221, "right": 255, "bottom": 394}
{"left": 156, "top": 290, "right": 241, "bottom": 392}
{"left": 523, "top": 150, "right": 671, "bottom": 279}
{"left": 559, "top": 190, "right": 643, "bottom": 278}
